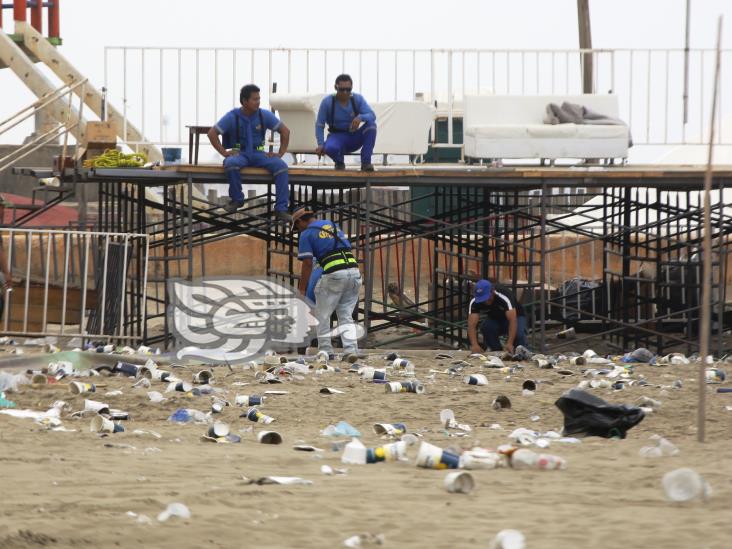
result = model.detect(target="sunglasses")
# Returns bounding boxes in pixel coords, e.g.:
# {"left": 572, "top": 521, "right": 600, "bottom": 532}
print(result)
{"left": 336, "top": 87, "right": 352, "bottom": 92}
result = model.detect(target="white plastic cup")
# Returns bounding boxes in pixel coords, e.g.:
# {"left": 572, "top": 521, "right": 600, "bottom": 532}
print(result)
{"left": 384, "top": 382, "right": 403, "bottom": 393}
{"left": 84, "top": 399, "right": 110, "bottom": 413}
{"left": 510, "top": 448, "right": 538, "bottom": 470}
{"left": 373, "top": 423, "right": 407, "bottom": 436}
{"left": 90, "top": 414, "right": 124, "bottom": 433}
{"left": 490, "top": 529, "right": 526, "bottom": 549}
{"left": 444, "top": 471, "right": 475, "bottom": 494}
{"left": 662, "top": 468, "right": 710, "bottom": 502}
{"left": 207, "top": 422, "right": 230, "bottom": 438}
{"left": 415, "top": 441, "right": 459, "bottom": 469}
{"left": 460, "top": 450, "right": 503, "bottom": 470}
{"left": 341, "top": 438, "right": 367, "bottom": 465}
{"left": 69, "top": 381, "right": 96, "bottom": 395}
{"left": 257, "top": 430, "right": 283, "bottom": 444}
{"left": 463, "top": 374, "right": 487, "bottom": 386}
{"left": 193, "top": 370, "right": 213, "bottom": 384}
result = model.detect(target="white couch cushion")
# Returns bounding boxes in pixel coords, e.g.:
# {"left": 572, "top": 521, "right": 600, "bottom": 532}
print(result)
{"left": 574, "top": 124, "right": 629, "bottom": 139}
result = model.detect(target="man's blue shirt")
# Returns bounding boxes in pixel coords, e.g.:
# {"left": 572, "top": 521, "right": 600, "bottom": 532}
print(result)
{"left": 215, "top": 108, "right": 281, "bottom": 154}
{"left": 315, "top": 93, "right": 376, "bottom": 146}
{"left": 297, "top": 219, "right": 352, "bottom": 263}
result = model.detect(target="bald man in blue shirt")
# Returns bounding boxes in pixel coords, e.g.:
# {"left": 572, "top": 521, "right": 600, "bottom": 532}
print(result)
{"left": 315, "top": 74, "right": 377, "bottom": 172}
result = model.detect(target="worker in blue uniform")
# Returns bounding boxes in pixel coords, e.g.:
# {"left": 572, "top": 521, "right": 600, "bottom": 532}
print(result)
{"left": 315, "top": 74, "right": 377, "bottom": 172}
{"left": 208, "top": 84, "right": 291, "bottom": 222}
{"left": 292, "top": 207, "right": 362, "bottom": 357}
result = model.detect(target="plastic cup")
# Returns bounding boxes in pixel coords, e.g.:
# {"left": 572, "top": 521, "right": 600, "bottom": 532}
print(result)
{"left": 384, "top": 382, "right": 403, "bottom": 393}
{"left": 522, "top": 379, "right": 537, "bottom": 392}
{"left": 257, "top": 430, "right": 283, "bottom": 444}
{"left": 246, "top": 407, "right": 274, "bottom": 424}
{"left": 415, "top": 441, "right": 459, "bottom": 469}
{"left": 90, "top": 414, "right": 124, "bottom": 433}
{"left": 444, "top": 471, "right": 475, "bottom": 494}
{"left": 373, "top": 423, "right": 407, "bottom": 436}
{"left": 662, "top": 468, "right": 710, "bottom": 502}
{"left": 464, "top": 374, "right": 488, "bottom": 386}
{"left": 69, "top": 381, "right": 96, "bottom": 395}
{"left": 193, "top": 370, "right": 213, "bottom": 384}
{"left": 31, "top": 373, "right": 48, "bottom": 384}
{"left": 235, "top": 394, "right": 264, "bottom": 406}
{"left": 173, "top": 381, "right": 193, "bottom": 393}
{"left": 366, "top": 440, "right": 407, "bottom": 463}
{"left": 207, "top": 422, "right": 230, "bottom": 438}
{"left": 114, "top": 362, "right": 140, "bottom": 377}
{"left": 492, "top": 395, "right": 512, "bottom": 409}
{"left": 84, "top": 399, "right": 110, "bottom": 413}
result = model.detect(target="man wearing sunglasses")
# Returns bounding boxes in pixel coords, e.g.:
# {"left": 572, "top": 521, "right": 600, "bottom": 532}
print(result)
{"left": 315, "top": 74, "right": 377, "bottom": 172}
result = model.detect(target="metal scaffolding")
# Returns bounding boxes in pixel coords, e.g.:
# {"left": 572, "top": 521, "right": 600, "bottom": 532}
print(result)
{"left": 25, "top": 165, "right": 732, "bottom": 354}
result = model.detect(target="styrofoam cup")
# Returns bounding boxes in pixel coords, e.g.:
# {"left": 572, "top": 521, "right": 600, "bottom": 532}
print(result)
{"left": 257, "top": 431, "right": 283, "bottom": 444}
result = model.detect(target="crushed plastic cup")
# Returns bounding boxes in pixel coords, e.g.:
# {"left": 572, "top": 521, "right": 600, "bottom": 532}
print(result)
{"left": 639, "top": 435, "right": 679, "bottom": 458}
{"left": 705, "top": 368, "right": 726, "bottom": 384}
{"left": 463, "top": 374, "right": 487, "bottom": 386}
{"left": 359, "top": 367, "right": 387, "bottom": 381}
{"left": 157, "top": 502, "right": 191, "bottom": 522}
{"left": 511, "top": 448, "right": 566, "bottom": 470}
{"left": 147, "top": 391, "right": 165, "bottom": 403}
{"left": 489, "top": 529, "right": 526, "bottom": 549}
{"left": 662, "top": 468, "right": 710, "bottom": 502}
{"left": 460, "top": 449, "right": 504, "bottom": 470}
{"left": 245, "top": 407, "right": 275, "bottom": 424}
{"left": 373, "top": 423, "right": 407, "bottom": 436}
{"left": 444, "top": 471, "right": 475, "bottom": 494}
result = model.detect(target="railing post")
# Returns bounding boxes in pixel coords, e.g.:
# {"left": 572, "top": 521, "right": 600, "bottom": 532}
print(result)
{"left": 14, "top": 0, "right": 27, "bottom": 22}
{"left": 30, "top": 0, "right": 42, "bottom": 33}
{"left": 49, "top": 0, "right": 60, "bottom": 38}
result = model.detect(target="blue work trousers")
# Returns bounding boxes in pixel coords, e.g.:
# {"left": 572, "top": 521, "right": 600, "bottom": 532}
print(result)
{"left": 324, "top": 123, "right": 377, "bottom": 165}
{"left": 223, "top": 151, "right": 289, "bottom": 212}
{"left": 481, "top": 315, "right": 528, "bottom": 351}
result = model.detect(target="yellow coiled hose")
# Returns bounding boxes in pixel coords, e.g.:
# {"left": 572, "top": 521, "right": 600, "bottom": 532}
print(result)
{"left": 83, "top": 149, "right": 148, "bottom": 168}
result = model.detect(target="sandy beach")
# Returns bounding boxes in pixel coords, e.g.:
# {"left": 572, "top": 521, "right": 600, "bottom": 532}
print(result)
{"left": 0, "top": 348, "right": 730, "bottom": 549}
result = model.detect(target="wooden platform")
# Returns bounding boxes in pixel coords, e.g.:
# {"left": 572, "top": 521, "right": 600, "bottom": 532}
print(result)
{"left": 82, "top": 163, "right": 732, "bottom": 190}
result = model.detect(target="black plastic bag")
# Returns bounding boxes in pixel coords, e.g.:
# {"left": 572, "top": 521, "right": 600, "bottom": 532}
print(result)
{"left": 554, "top": 389, "right": 645, "bottom": 439}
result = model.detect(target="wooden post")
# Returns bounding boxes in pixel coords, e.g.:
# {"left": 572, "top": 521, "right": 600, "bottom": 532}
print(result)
{"left": 683, "top": 0, "right": 691, "bottom": 124}
{"left": 49, "top": 0, "right": 60, "bottom": 38}
{"left": 577, "top": 0, "right": 593, "bottom": 94}
{"left": 14, "top": 0, "right": 27, "bottom": 22}
{"left": 698, "top": 15, "right": 723, "bottom": 444}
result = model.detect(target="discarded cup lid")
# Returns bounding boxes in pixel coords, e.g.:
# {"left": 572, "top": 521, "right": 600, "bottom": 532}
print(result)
{"left": 492, "top": 395, "right": 512, "bottom": 410}
{"left": 157, "top": 502, "right": 191, "bottom": 522}
{"left": 444, "top": 471, "right": 475, "bottom": 494}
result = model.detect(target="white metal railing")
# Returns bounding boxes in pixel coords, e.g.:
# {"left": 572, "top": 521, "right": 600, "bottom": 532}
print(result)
{"left": 1, "top": 228, "right": 149, "bottom": 342}
{"left": 103, "top": 47, "right": 731, "bottom": 151}
{"left": 0, "top": 79, "right": 87, "bottom": 172}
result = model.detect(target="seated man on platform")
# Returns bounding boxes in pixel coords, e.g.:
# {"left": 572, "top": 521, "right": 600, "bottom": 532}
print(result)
{"left": 467, "top": 279, "right": 528, "bottom": 354}
{"left": 208, "top": 84, "right": 291, "bottom": 221}
{"left": 315, "top": 74, "right": 377, "bottom": 172}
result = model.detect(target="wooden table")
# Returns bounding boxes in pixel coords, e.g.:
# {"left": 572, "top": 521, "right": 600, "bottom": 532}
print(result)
{"left": 186, "top": 125, "right": 211, "bottom": 165}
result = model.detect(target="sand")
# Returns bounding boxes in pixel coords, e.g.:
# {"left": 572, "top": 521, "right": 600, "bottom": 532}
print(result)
{"left": 0, "top": 348, "right": 731, "bottom": 549}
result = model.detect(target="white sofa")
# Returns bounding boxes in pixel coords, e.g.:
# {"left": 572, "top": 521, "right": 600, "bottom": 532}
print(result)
{"left": 269, "top": 94, "right": 434, "bottom": 159}
{"left": 463, "top": 94, "right": 629, "bottom": 162}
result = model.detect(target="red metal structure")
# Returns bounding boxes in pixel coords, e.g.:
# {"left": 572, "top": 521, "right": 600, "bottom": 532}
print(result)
{"left": 1, "top": 0, "right": 60, "bottom": 39}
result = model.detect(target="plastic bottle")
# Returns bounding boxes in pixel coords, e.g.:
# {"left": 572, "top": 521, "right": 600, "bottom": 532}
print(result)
{"left": 662, "top": 468, "right": 710, "bottom": 502}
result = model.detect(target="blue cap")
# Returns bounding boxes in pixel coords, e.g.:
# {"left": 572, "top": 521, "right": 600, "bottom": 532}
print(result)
{"left": 474, "top": 279, "right": 493, "bottom": 303}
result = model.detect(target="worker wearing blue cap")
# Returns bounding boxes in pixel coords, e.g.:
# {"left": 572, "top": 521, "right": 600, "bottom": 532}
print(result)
{"left": 467, "top": 279, "right": 527, "bottom": 353}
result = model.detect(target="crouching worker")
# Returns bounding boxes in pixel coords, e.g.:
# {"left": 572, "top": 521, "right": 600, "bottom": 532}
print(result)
{"left": 467, "top": 279, "right": 528, "bottom": 354}
{"left": 208, "top": 84, "right": 291, "bottom": 222}
{"left": 292, "top": 208, "right": 362, "bottom": 358}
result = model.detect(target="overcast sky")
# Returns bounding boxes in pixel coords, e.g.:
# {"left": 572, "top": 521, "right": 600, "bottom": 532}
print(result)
{"left": 1, "top": 0, "right": 731, "bottom": 159}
